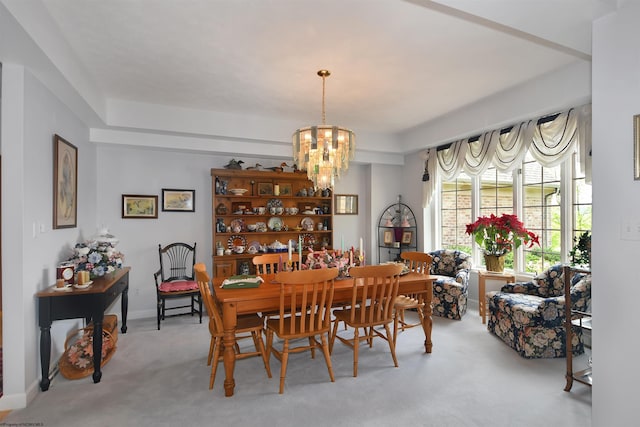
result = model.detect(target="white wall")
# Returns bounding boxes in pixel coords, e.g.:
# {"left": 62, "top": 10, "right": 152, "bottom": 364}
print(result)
{"left": 592, "top": 3, "right": 640, "bottom": 425}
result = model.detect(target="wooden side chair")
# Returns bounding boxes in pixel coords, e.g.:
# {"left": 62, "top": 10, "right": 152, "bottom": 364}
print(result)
{"left": 330, "top": 263, "right": 403, "bottom": 377}
{"left": 193, "top": 263, "right": 271, "bottom": 390}
{"left": 265, "top": 268, "right": 338, "bottom": 394}
{"left": 153, "top": 242, "right": 202, "bottom": 330}
{"left": 393, "top": 251, "right": 433, "bottom": 344}
{"left": 252, "top": 253, "right": 300, "bottom": 274}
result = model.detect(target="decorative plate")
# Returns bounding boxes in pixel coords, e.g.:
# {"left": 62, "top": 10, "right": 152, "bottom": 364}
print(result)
{"left": 248, "top": 240, "right": 261, "bottom": 253}
{"left": 229, "top": 188, "right": 248, "bottom": 195}
{"left": 53, "top": 285, "right": 73, "bottom": 292}
{"left": 227, "top": 234, "right": 247, "bottom": 249}
{"left": 301, "top": 233, "right": 316, "bottom": 250}
{"left": 74, "top": 281, "right": 93, "bottom": 289}
{"left": 266, "top": 198, "right": 283, "bottom": 209}
{"left": 301, "top": 217, "right": 314, "bottom": 230}
{"left": 268, "top": 216, "right": 283, "bottom": 231}
{"left": 229, "top": 218, "right": 244, "bottom": 232}
{"left": 255, "top": 221, "right": 268, "bottom": 232}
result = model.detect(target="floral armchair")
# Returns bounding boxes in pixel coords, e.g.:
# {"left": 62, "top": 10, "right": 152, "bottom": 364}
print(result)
{"left": 486, "top": 264, "right": 591, "bottom": 358}
{"left": 428, "top": 249, "right": 472, "bottom": 320}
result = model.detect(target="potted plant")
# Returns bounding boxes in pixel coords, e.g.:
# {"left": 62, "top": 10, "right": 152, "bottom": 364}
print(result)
{"left": 466, "top": 213, "right": 540, "bottom": 272}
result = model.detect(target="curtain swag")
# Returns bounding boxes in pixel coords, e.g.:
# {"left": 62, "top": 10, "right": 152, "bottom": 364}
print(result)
{"left": 422, "top": 104, "right": 592, "bottom": 208}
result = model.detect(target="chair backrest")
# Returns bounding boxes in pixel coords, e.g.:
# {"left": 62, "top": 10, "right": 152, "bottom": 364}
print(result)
{"left": 272, "top": 268, "right": 338, "bottom": 335}
{"left": 194, "top": 263, "right": 223, "bottom": 335}
{"left": 252, "top": 253, "right": 300, "bottom": 274}
{"left": 428, "top": 249, "right": 472, "bottom": 277}
{"left": 400, "top": 251, "right": 433, "bottom": 274}
{"left": 346, "top": 264, "right": 404, "bottom": 325}
{"left": 159, "top": 242, "right": 196, "bottom": 282}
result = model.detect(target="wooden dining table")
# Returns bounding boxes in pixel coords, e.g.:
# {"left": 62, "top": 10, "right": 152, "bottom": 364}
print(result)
{"left": 213, "top": 270, "right": 436, "bottom": 397}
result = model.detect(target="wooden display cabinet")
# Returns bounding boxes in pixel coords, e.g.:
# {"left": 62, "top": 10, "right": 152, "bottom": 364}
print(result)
{"left": 211, "top": 168, "right": 333, "bottom": 277}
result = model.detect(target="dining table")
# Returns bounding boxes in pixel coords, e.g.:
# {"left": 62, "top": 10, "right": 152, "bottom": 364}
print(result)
{"left": 213, "top": 270, "right": 436, "bottom": 397}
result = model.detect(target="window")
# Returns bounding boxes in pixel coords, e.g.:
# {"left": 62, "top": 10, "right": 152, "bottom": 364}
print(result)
{"left": 438, "top": 150, "right": 591, "bottom": 274}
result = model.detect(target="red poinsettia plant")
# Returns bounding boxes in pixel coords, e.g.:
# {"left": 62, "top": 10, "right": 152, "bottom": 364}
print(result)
{"left": 466, "top": 213, "right": 540, "bottom": 256}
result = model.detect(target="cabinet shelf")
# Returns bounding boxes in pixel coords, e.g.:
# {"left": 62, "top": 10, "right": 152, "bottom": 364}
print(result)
{"left": 377, "top": 197, "right": 417, "bottom": 263}
{"left": 212, "top": 168, "right": 334, "bottom": 277}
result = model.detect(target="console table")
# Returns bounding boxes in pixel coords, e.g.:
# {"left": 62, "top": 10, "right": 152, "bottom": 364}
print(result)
{"left": 36, "top": 267, "right": 130, "bottom": 391}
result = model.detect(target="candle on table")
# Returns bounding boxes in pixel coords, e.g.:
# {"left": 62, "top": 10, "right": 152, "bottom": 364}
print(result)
{"left": 298, "top": 235, "right": 302, "bottom": 260}
{"left": 288, "top": 241, "right": 292, "bottom": 261}
{"left": 359, "top": 237, "right": 363, "bottom": 256}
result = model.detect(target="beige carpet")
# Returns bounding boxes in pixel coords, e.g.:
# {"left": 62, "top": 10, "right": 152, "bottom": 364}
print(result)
{"left": 6, "top": 308, "right": 591, "bottom": 427}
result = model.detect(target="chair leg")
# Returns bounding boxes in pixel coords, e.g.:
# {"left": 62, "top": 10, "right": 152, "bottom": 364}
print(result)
{"left": 279, "top": 339, "right": 290, "bottom": 394}
{"left": 393, "top": 311, "right": 399, "bottom": 347}
{"left": 353, "top": 327, "right": 360, "bottom": 377}
{"left": 254, "top": 331, "right": 272, "bottom": 378}
{"left": 198, "top": 296, "right": 203, "bottom": 323}
{"left": 329, "top": 319, "right": 340, "bottom": 353}
{"left": 309, "top": 337, "right": 316, "bottom": 359}
{"left": 265, "top": 329, "right": 274, "bottom": 376}
{"left": 210, "top": 337, "right": 222, "bottom": 390}
{"left": 207, "top": 336, "right": 215, "bottom": 366}
{"left": 157, "top": 297, "right": 162, "bottom": 330}
{"left": 384, "top": 323, "right": 399, "bottom": 368}
{"left": 320, "top": 333, "right": 335, "bottom": 383}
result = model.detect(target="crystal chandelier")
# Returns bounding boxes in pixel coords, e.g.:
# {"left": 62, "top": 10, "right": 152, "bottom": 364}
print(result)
{"left": 292, "top": 70, "right": 355, "bottom": 190}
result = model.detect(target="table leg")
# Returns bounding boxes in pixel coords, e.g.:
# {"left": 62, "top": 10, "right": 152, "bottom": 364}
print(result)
{"left": 422, "top": 281, "right": 433, "bottom": 353}
{"left": 479, "top": 276, "right": 486, "bottom": 324}
{"left": 39, "top": 325, "right": 52, "bottom": 391}
{"left": 92, "top": 316, "right": 104, "bottom": 384}
{"left": 121, "top": 284, "right": 129, "bottom": 333}
{"left": 222, "top": 302, "right": 238, "bottom": 397}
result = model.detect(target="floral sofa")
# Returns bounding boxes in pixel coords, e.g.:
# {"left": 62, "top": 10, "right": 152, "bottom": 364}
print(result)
{"left": 428, "top": 249, "right": 472, "bottom": 320}
{"left": 486, "top": 264, "right": 591, "bottom": 358}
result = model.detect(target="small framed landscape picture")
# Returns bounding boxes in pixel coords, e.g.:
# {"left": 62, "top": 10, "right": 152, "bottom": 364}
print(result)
{"left": 162, "top": 189, "right": 195, "bottom": 212}
{"left": 280, "top": 183, "right": 293, "bottom": 196}
{"left": 258, "top": 182, "right": 273, "bottom": 196}
{"left": 383, "top": 230, "right": 394, "bottom": 245}
{"left": 122, "top": 194, "right": 158, "bottom": 218}
{"left": 402, "top": 231, "right": 413, "bottom": 245}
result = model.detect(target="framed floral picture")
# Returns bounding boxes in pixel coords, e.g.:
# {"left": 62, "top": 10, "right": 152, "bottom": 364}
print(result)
{"left": 53, "top": 134, "right": 78, "bottom": 229}
{"left": 162, "top": 189, "right": 195, "bottom": 212}
{"left": 122, "top": 194, "right": 158, "bottom": 218}
{"left": 402, "top": 231, "right": 413, "bottom": 245}
{"left": 383, "top": 230, "right": 394, "bottom": 245}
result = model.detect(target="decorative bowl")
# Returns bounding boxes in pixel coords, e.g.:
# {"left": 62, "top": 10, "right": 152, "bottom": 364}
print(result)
{"left": 229, "top": 188, "right": 248, "bottom": 195}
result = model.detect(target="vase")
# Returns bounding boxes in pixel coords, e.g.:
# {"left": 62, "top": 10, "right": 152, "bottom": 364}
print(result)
{"left": 484, "top": 254, "right": 505, "bottom": 272}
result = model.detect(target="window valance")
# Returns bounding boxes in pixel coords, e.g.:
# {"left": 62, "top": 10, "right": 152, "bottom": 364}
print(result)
{"left": 422, "top": 104, "right": 591, "bottom": 207}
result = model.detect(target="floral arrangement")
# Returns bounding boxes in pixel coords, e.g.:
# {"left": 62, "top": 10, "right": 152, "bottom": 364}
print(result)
{"left": 300, "top": 248, "right": 362, "bottom": 276}
{"left": 466, "top": 213, "right": 539, "bottom": 256}
{"left": 69, "top": 241, "right": 124, "bottom": 278}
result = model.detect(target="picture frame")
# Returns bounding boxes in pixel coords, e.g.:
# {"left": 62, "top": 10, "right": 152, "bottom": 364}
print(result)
{"left": 258, "top": 182, "right": 273, "bottom": 196}
{"left": 383, "top": 230, "right": 394, "bottom": 245}
{"left": 53, "top": 134, "right": 78, "bottom": 229}
{"left": 122, "top": 194, "right": 158, "bottom": 218}
{"left": 402, "top": 231, "right": 413, "bottom": 245}
{"left": 635, "top": 114, "right": 640, "bottom": 180}
{"left": 335, "top": 194, "right": 358, "bottom": 215}
{"left": 280, "top": 183, "right": 293, "bottom": 196}
{"left": 162, "top": 188, "right": 195, "bottom": 212}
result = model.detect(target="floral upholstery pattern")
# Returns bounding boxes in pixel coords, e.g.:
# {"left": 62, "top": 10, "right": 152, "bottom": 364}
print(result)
{"left": 487, "top": 264, "right": 591, "bottom": 358}
{"left": 428, "top": 249, "right": 472, "bottom": 320}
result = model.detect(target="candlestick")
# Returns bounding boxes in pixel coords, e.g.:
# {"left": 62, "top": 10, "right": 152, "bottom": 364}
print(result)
{"left": 299, "top": 235, "right": 303, "bottom": 260}
{"left": 288, "top": 240, "right": 292, "bottom": 261}
{"left": 359, "top": 237, "right": 363, "bottom": 257}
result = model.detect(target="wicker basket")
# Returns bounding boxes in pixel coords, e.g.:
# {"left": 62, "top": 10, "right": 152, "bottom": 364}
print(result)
{"left": 59, "top": 314, "right": 118, "bottom": 380}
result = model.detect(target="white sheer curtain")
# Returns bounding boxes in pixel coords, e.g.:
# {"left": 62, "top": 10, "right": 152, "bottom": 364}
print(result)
{"left": 421, "top": 104, "right": 592, "bottom": 207}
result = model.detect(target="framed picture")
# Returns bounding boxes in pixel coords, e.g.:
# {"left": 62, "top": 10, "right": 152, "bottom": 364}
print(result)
{"left": 162, "top": 189, "right": 195, "bottom": 212}
{"left": 635, "top": 114, "right": 640, "bottom": 180}
{"left": 280, "top": 183, "right": 293, "bottom": 196}
{"left": 335, "top": 194, "right": 358, "bottom": 215}
{"left": 402, "top": 231, "right": 413, "bottom": 245}
{"left": 122, "top": 194, "right": 158, "bottom": 218}
{"left": 258, "top": 182, "right": 273, "bottom": 196}
{"left": 383, "top": 230, "right": 394, "bottom": 245}
{"left": 53, "top": 134, "right": 78, "bottom": 229}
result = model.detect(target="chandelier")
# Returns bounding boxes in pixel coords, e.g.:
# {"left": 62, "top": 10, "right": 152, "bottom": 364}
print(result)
{"left": 292, "top": 70, "right": 355, "bottom": 190}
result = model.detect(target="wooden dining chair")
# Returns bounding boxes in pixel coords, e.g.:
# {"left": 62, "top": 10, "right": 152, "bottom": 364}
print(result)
{"left": 394, "top": 251, "right": 433, "bottom": 345}
{"left": 265, "top": 268, "right": 338, "bottom": 394}
{"left": 330, "top": 263, "right": 403, "bottom": 377}
{"left": 193, "top": 263, "right": 271, "bottom": 391}
{"left": 252, "top": 253, "right": 300, "bottom": 274}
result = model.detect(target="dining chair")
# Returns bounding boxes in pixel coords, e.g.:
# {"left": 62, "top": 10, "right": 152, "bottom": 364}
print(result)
{"left": 153, "top": 242, "right": 202, "bottom": 330}
{"left": 252, "top": 253, "right": 300, "bottom": 274}
{"left": 394, "top": 251, "right": 433, "bottom": 344}
{"left": 193, "top": 263, "right": 272, "bottom": 390}
{"left": 330, "top": 263, "right": 403, "bottom": 377}
{"left": 265, "top": 268, "right": 338, "bottom": 394}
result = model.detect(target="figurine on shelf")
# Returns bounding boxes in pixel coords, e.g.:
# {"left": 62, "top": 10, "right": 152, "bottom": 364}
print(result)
{"left": 224, "top": 159, "right": 244, "bottom": 170}
{"left": 245, "top": 163, "right": 262, "bottom": 170}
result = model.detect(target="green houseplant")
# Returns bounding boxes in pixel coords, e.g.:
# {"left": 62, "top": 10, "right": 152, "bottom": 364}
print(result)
{"left": 569, "top": 231, "right": 591, "bottom": 268}
{"left": 466, "top": 213, "right": 540, "bottom": 272}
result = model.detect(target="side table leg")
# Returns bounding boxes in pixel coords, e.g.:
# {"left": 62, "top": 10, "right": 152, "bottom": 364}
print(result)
{"left": 39, "top": 326, "right": 52, "bottom": 391}
{"left": 92, "top": 318, "right": 104, "bottom": 384}
{"left": 121, "top": 285, "right": 129, "bottom": 333}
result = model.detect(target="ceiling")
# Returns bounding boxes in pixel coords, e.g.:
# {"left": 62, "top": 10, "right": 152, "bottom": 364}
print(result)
{"left": 7, "top": 0, "right": 616, "bottom": 153}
